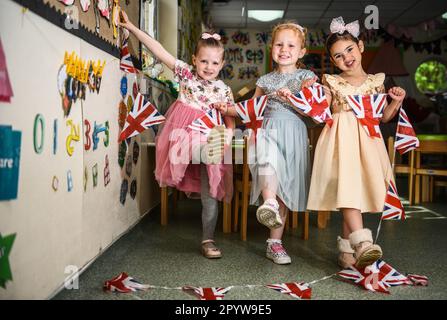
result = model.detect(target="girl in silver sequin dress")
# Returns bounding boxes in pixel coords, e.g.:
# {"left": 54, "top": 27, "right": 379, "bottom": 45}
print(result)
{"left": 218, "top": 22, "right": 316, "bottom": 264}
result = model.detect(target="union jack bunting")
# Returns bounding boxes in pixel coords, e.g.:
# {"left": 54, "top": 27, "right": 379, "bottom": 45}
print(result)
{"left": 182, "top": 286, "right": 232, "bottom": 300}
{"left": 346, "top": 94, "right": 387, "bottom": 138}
{"left": 234, "top": 95, "right": 268, "bottom": 133}
{"left": 288, "top": 84, "right": 333, "bottom": 127}
{"left": 382, "top": 180, "right": 405, "bottom": 220}
{"left": 407, "top": 274, "right": 429, "bottom": 286}
{"left": 188, "top": 108, "right": 224, "bottom": 136}
{"left": 338, "top": 260, "right": 412, "bottom": 294}
{"left": 266, "top": 282, "right": 312, "bottom": 300}
{"left": 120, "top": 38, "right": 137, "bottom": 73}
{"left": 394, "top": 107, "right": 419, "bottom": 155}
{"left": 118, "top": 93, "right": 165, "bottom": 142}
{"left": 103, "top": 272, "right": 150, "bottom": 293}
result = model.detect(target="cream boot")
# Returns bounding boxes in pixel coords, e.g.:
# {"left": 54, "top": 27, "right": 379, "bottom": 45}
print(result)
{"left": 349, "top": 228, "right": 382, "bottom": 268}
{"left": 337, "top": 236, "right": 356, "bottom": 269}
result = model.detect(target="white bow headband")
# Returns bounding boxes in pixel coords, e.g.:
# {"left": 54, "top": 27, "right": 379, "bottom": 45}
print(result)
{"left": 330, "top": 17, "right": 360, "bottom": 38}
{"left": 201, "top": 33, "right": 221, "bottom": 41}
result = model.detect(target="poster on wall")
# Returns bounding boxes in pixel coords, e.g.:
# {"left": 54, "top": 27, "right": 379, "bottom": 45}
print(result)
{"left": 0, "top": 125, "right": 22, "bottom": 201}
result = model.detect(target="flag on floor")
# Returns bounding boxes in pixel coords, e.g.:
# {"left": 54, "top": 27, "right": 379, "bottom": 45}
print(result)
{"left": 120, "top": 38, "right": 137, "bottom": 73}
{"left": 189, "top": 108, "right": 224, "bottom": 136}
{"left": 382, "top": 180, "right": 405, "bottom": 220}
{"left": 394, "top": 107, "right": 420, "bottom": 155}
{"left": 288, "top": 84, "right": 333, "bottom": 127}
{"left": 0, "top": 37, "right": 14, "bottom": 103}
{"left": 407, "top": 274, "right": 429, "bottom": 286}
{"left": 103, "top": 272, "right": 150, "bottom": 293}
{"left": 338, "top": 260, "right": 412, "bottom": 294}
{"left": 234, "top": 95, "right": 268, "bottom": 134}
{"left": 266, "top": 282, "right": 312, "bottom": 299}
{"left": 182, "top": 286, "right": 232, "bottom": 300}
{"left": 118, "top": 93, "right": 165, "bottom": 142}
{"left": 346, "top": 94, "right": 387, "bottom": 138}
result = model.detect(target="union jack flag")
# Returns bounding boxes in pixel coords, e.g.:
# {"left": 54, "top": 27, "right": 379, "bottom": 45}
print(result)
{"left": 382, "top": 180, "right": 405, "bottom": 220}
{"left": 346, "top": 94, "right": 387, "bottom": 138}
{"left": 234, "top": 95, "right": 268, "bottom": 134}
{"left": 120, "top": 38, "right": 137, "bottom": 73}
{"left": 266, "top": 282, "right": 312, "bottom": 300}
{"left": 338, "top": 260, "right": 412, "bottom": 294}
{"left": 118, "top": 93, "right": 165, "bottom": 142}
{"left": 103, "top": 272, "right": 150, "bottom": 293}
{"left": 288, "top": 84, "right": 333, "bottom": 127}
{"left": 182, "top": 286, "right": 232, "bottom": 300}
{"left": 188, "top": 108, "right": 224, "bottom": 136}
{"left": 407, "top": 274, "right": 429, "bottom": 286}
{"left": 394, "top": 107, "right": 419, "bottom": 155}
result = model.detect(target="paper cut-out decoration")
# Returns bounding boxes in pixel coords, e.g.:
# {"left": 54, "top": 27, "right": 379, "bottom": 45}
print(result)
{"left": 120, "top": 179, "right": 128, "bottom": 205}
{"left": 182, "top": 286, "right": 232, "bottom": 300}
{"left": 58, "top": 0, "right": 74, "bottom": 5}
{"left": 67, "top": 170, "right": 73, "bottom": 192}
{"left": 394, "top": 107, "right": 419, "bottom": 155}
{"left": 92, "top": 164, "right": 98, "bottom": 187}
{"left": 66, "top": 120, "right": 80, "bottom": 156}
{"left": 245, "top": 49, "right": 264, "bottom": 64}
{"left": 103, "top": 272, "right": 150, "bottom": 293}
{"left": 84, "top": 119, "right": 91, "bottom": 150}
{"left": 120, "top": 76, "right": 128, "bottom": 98}
{"left": 92, "top": 121, "right": 109, "bottom": 150}
{"left": 118, "top": 141, "right": 127, "bottom": 168}
{"left": 80, "top": 0, "right": 90, "bottom": 12}
{"left": 53, "top": 119, "right": 58, "bottom": 155}
{"left": 0, "top": 125, "right": 22, "bottom": 200}
{"left": 125, "top": 154, "right": 132, "bottom": 178}
{"left": 235, "top": 95, "right": 268, "bottom": 135}
{"left": 104, "top": 155, "right": 110, "bottom": 187}
{"left": 33, "top": 114, "right": 45, "bottom": 154}
{"left": 382, "top": 180, "right": 405, "bottom": 220}
{"left": 130, "top": 179, "right": 137, "bottom": 199}
{"left": 103, "top": 121, "right": 110, "bottom": 147}
{"left": 118, "top": 93, "right": 165, "bottom": 142}
{"left": 0, "top": 233, "right": 16, "bottom": 288}
{"left": 118, "top": 100, "right": 128, "bottom": 129}
{"left": 112, "top": 0, "right": 120, "bottom": 39}
{"left": 189, "top": 108, "right": 224, "bottom": 136}
{"left": 288, "top": 84, "right": 333, "bottom": 127}
{"left": 84, "top": 166, "right": 88, "bottom": 191}
{"left": 0, "top": 36, "right": 14, "bottom": 102}
{"left": 120, "top": 38, "right": 137, "bottom": 73}
{"left": 266, "top": 282, "right": 312, "bottom": 300}
{"left": 133, "top": 141, "right": 139, "bottom": 165}
{"left": 132, "top": 82, "right": 139, "bottom": 100}
{"left": 97, "top": 0, "right": 110, "bottom": 20}
{"left": 338, "top": 260, "right": 413, "bottom": 294}
{"left": 52, "top": 176, "right": 59, "bottom": 191}
{"left": 346, "top": 94, "right": 387, "bottom": 138}
{"left": 126, "top": 95, "right": 133, "bottom": 113}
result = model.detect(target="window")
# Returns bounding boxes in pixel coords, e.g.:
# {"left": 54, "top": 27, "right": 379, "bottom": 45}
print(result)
{"left": 415, "top": 60, "right": 447, "bottom": 94}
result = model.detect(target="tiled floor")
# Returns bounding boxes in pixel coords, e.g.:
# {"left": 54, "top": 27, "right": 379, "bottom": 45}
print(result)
{"left": 54, "top": 183, "right": 447, "bottom": 300}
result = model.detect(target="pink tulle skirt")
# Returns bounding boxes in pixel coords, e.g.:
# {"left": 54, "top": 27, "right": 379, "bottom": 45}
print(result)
{"left": 155, "top": 100, "right": 233, "bottom": 202}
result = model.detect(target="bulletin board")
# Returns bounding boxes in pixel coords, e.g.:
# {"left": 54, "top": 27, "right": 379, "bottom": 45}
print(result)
{"left": 12, "top": 0, "right": 142, "bottom": 68}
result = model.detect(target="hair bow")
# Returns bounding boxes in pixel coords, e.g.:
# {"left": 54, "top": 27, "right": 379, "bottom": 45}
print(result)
{"left": 201, "top": 33, "right": 221, "bottom": 41}
{"left": 329, "top": 17, "right": 360, "bottom": 38}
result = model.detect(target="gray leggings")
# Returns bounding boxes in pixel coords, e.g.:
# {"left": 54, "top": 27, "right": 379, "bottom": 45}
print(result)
{"left": 200, "top": 165, "right": 218, "bottom": 241}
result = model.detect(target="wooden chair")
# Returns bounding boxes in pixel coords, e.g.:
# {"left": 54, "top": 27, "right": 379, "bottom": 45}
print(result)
{"left": 412, "top": 135, "right": 447, "bottom": 204}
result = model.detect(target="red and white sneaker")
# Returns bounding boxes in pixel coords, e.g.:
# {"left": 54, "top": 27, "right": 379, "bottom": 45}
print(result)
{"left": 256, "top": 199, "right": 282, "bottom": 229}
{"left": 266, "top": 239, "right": 291, "bottom": 265}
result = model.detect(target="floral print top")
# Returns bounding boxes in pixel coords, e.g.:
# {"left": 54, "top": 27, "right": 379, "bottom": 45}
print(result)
{"left": 174, "top": 59, "right": 234, "bottom": 112}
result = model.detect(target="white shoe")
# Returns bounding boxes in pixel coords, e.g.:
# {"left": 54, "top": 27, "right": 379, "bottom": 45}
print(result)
{"left": 256, "top": 199, "right": 282, "bottom": 229}
{"left": 266, "top": 240, "right": 291, "bottom": 265}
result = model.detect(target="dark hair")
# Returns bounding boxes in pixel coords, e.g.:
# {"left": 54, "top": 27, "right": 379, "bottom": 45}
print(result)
{"left": 325, "top": 31, "right": 360, "bottom": 56}
{"left": 195, "top": 30, "right": 225, "bottom": 60}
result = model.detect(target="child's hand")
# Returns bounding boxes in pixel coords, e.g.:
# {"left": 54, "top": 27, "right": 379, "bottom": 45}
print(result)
{"left": 118, "top": 10, "right": 132, "bottom": 29}
{"left": 211, "top": 102, "right": 229, "bottom": 115}
{"left": 276, "top": 88, "right": 293, "bottom": 102}
{"left": 301, "top": 75, "right": 318, "bottom": 89}
{"left": 388, "top": 86, "right": 406, "bottom": 103}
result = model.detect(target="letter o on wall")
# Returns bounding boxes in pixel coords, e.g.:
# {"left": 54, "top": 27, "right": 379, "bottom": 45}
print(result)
{"left": 34, "top": 114, "right": 45, "bottom": 154}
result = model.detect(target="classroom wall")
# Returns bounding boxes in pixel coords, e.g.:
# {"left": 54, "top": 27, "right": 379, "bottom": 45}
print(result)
{"left": 0, "top": 0, "right": 168, "bottom": 299}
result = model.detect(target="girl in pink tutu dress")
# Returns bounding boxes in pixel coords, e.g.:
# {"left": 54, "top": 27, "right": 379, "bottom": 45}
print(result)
{"left": 119, "top": 12, "right": 234, "bottom": 259}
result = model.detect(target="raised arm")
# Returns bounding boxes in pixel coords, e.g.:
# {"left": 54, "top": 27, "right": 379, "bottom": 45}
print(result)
{"left": 119, "top": 11, "right": 176, "bottom": 70}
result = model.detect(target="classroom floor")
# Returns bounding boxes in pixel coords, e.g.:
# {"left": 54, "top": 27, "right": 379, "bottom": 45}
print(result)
{"left": 54, "top": 179, "right": 447, "bottom": 300}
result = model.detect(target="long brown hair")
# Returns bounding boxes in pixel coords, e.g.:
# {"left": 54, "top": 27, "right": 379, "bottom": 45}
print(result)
{"left": 270, "top": 21, "right": 307, "bottom": 69}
